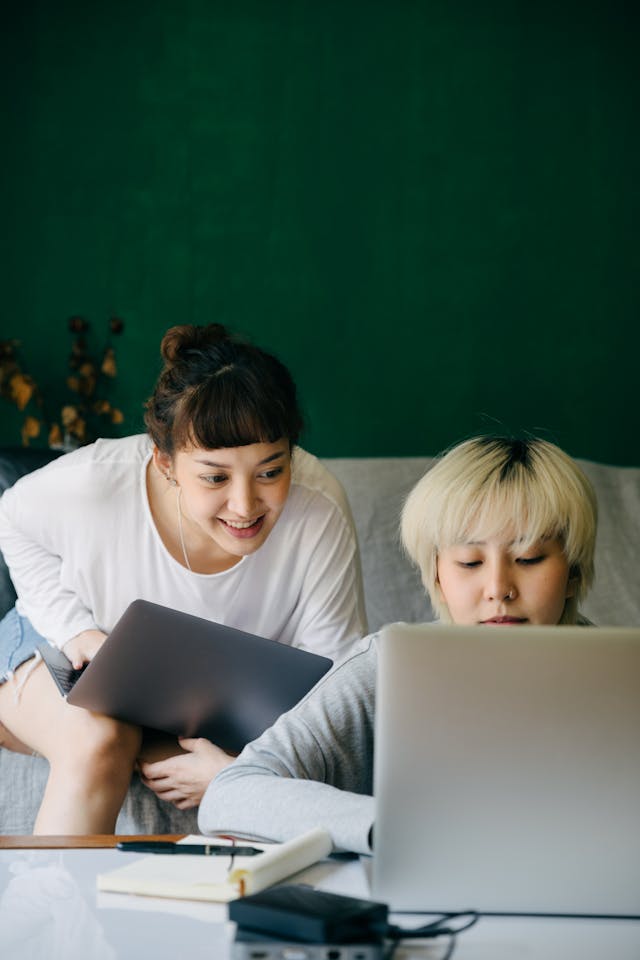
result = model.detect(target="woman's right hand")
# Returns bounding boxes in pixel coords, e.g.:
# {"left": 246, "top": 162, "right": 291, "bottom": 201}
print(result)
{"left": 62, "top": 629, "right": 108, "bottom": 669}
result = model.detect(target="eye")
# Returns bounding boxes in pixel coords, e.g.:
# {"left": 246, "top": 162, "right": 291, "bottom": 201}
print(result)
{"left": 456, "top": 560, "right": 482, "bottom": 569}
{"left": 258, "top": 467, "right": 284, "bottom": 480}
{"left": 516, "top": 555, "right": 545, "bottom": 566}
{"left": 202, "top": 474, "right": 228, "bottom": 485}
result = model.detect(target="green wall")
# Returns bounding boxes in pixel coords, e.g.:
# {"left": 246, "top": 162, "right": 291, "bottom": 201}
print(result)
{"left": 1, "top": 1, "right": 639, "bottom": 464}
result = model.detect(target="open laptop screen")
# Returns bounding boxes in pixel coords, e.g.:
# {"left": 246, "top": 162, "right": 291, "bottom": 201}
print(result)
{"left": 372, "top": 622, "right": 640, "bottom": 917}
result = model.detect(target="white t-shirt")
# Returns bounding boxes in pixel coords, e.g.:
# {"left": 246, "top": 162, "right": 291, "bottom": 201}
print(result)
{"left": 0, "top": 435, "right": 367, "bottom": 659}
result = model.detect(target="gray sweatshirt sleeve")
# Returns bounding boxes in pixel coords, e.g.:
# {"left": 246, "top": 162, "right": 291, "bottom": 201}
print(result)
{"left": 198, "top": 636, "right": 378, "bottom": 854}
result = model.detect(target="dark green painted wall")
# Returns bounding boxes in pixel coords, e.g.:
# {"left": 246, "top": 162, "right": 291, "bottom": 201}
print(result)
{"left": 2, "top": 1, "right": 639, "bottom": 463}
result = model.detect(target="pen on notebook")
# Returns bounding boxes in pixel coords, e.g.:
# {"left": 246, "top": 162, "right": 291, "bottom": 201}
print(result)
{"left": 116, "top": 841, "right": 263, "bottom": 856}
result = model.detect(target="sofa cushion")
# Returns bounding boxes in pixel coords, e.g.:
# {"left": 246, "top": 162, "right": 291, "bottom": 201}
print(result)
{"left": 322, "top": 458, "right": 436, "bottom": 632}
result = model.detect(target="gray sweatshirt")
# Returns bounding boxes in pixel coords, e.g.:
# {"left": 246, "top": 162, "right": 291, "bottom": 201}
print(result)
{"left": 198, "top": 635, "right": 378, "bottom": 854}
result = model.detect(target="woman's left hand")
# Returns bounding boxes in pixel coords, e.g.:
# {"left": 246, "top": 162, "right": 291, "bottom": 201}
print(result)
{"left": 138, "top": 737, "right": 234, "bottom": 809}
{"left": 62, "top": 629, "right": 108, "bottom": 669}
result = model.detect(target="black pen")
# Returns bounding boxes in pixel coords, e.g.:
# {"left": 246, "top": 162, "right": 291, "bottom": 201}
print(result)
{"left": 116, "top": 841, "right": 263, "bottom": 856}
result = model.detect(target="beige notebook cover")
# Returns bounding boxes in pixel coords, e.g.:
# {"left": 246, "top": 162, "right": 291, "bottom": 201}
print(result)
{"left": 97, "top": 829, "right": 332, "bottom": 903}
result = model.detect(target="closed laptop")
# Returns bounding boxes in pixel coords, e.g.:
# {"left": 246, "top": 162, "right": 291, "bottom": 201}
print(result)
{"left": 41, "top": 599, "right": 332, "bottom": 754}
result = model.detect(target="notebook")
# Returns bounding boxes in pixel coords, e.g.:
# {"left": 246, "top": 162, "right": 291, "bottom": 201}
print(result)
{"left": 97, "top": 828, "right": 332, "bottom": 902}
{"left": 371, "top": 622, "right": 640, "bottom": 917}
{"left": 38, "top": 599, "right": 332, "bottom": 753}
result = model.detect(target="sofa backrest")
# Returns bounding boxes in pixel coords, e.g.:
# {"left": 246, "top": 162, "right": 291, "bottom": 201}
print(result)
{"left": 323, "top": 456, "right": 640, "bottom": 631}
{"left": 322, "top": 458, "right": 437, "bottom": 633}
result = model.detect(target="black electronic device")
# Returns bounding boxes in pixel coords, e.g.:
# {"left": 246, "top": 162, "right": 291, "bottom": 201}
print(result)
{"left": 228, "top": 884, "right": 388, "bottom": 944}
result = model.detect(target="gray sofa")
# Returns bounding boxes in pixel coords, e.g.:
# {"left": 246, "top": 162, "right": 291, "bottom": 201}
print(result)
{"left": 1, "top": 449, "right": 639, "bottom": 835}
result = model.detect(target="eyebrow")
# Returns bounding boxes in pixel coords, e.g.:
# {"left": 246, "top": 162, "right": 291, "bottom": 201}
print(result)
{"left": 460, "top": 536, "right": 544, "bottom": 547}
{"left": 193, "top": 450, "right": 287, "bottom": 468}
{"left": 459, "top": 539, "right": 515, "bottom": 547}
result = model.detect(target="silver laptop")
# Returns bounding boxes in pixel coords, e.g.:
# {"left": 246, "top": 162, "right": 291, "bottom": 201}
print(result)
{"left": 38, "top": 599, "right": 332, "bottom": 754}
{"left": 372, "top": 622, "right": 640, "bottom": 917}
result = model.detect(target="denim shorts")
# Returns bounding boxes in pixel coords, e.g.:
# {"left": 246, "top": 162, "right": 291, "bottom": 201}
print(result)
{"left": 0, "top": 607, "right": 45, "bottom": 684}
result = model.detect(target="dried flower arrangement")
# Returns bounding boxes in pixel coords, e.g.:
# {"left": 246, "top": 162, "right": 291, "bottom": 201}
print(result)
{"left": 0, "top": 316, "right": 125, "bottom": 448}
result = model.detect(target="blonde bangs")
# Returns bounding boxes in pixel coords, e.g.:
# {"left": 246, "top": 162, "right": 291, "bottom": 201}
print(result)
{"left": 436, "top": 467, "right": 568, "bottom": 556}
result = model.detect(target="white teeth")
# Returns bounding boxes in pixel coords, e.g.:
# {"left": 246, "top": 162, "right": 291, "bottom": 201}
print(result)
{"left": 222, "top": 518, "right": 259, "bottom": 529}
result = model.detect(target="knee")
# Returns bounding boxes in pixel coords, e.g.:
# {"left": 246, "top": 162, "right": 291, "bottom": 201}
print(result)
{"left": 60, "top": 711, "right": 142, "bottom": 777}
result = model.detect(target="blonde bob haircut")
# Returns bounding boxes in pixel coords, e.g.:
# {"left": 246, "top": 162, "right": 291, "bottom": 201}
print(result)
{"left": 400, "top": 436, "right": 598, "bottom": 625}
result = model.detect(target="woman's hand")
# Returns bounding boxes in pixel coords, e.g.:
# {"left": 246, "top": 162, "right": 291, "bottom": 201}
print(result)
{"left": 62, "top": 629, "right": 108, "bottom": 669}
{"left": 138, "top": 737, "right": 234, "bottom": 810}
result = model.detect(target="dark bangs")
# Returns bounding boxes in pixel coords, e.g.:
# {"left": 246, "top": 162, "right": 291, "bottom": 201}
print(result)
{"left": 172, "top": 366, "right": 302, "bottom": 451}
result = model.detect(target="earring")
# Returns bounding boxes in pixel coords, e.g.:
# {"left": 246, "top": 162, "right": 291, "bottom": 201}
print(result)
{"left": 165, "top": 475, "right": 178, "bottom": 486}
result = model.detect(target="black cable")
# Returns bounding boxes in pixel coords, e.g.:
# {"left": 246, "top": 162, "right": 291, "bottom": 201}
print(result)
{"left": 386, "top": 910, "right": 479, "bottom": 940}
{"left": 440, "top": 934, "right": 458, "bottom": 960}
{"left": 383, "top": 911, "right": 479, "bottom": 959}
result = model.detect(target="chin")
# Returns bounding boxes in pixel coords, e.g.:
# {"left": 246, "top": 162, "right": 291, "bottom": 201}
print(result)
{"left": 225, "top": 532, "right": 269, "bottom": 555}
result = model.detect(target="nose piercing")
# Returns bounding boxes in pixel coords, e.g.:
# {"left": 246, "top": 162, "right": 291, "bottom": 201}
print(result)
{"left": 506, "top": 589, "right": 514, "bottom": 600}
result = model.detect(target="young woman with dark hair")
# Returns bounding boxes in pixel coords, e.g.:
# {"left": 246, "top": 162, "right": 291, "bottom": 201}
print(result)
{"left": 0, "top": 324, "right": 366, "bottom": 834}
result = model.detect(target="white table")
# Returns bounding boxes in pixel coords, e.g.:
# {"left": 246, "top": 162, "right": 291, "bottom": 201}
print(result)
{"left": 1, "top": 846, "right": 639, "bottom": 959}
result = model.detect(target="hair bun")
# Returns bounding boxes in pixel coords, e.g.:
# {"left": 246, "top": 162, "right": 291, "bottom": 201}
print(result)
{"left": 146, "top": 322, "right": 303, "bottom": 454}
{"left": 160, "top": 324, "right": 231, "bottom": 365}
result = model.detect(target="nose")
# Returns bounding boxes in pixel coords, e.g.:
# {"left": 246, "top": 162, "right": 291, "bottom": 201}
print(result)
{"left": 226, "top": 477, "right": 258, "bottom": 518}
{"left": 484, "top": 559, "right": 517, "bottom": 602}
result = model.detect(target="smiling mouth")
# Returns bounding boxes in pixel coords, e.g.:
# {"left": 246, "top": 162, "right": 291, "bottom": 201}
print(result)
{"left": 218, "top": 516, "right": 265, "bottom": 538}
{"left": 481, "top": 616, "right": 527, "bottom": 625}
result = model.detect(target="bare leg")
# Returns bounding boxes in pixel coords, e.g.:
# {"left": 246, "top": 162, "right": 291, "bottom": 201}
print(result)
{"left": 0, "top": 660, "right": 142, "bottom": 834}
{"left": 0, "top": 718, "right": 32, "bottom": 755}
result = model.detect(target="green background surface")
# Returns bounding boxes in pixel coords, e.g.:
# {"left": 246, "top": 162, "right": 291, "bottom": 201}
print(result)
{"left": 1, "top": 0, "right": 638, "bottom": 464}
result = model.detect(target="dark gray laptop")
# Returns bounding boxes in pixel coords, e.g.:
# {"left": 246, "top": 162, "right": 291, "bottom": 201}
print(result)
{"left": 372, "top": 622, "right": 640, "bottom": 917}
{"left": 38, "top": 599, "right": 332, "bottom": 753}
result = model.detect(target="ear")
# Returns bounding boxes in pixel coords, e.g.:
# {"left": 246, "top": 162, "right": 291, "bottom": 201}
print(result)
{"left": 565, "top": 566, "right": 579, "bottom": 600}
{"left": 429, "top": 557, "right": 445, "bottom": 602}
{"left": 152, "top": 446, "right": 173, "bottom": 479}
{"left": 428, "top": 569, "right": 452, "bottom": 623}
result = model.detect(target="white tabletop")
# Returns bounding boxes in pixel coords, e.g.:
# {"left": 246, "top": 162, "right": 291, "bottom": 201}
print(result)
{"left": 1, "top": 847, "right": 638, "bottom": 960}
